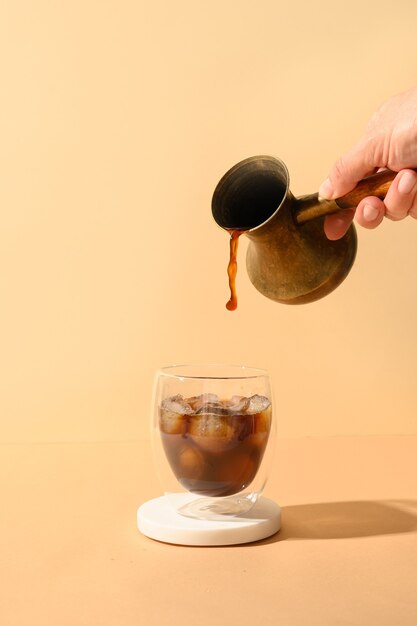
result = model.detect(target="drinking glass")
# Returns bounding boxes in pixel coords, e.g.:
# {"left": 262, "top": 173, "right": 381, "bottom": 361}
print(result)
{"left": 151, "top": 364, "right": 275, "bottom": 520}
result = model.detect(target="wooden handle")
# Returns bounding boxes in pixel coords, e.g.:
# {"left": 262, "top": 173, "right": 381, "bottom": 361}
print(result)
{"left": 335, "top": 168, "right": 410, "bottom": 209}
{"left": 295, "top": 168, "right": 417, "bottom": 224}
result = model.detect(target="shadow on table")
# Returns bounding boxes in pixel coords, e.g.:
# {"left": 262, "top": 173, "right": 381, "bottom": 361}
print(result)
{"left": 259, "top": 499, "right": 417, "bottom": 544}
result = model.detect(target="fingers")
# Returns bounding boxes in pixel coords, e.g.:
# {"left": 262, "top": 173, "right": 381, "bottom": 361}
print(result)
{"left": 326, "top": 169, "right": 417, "bottom": 239}
{"left": 321, "top": 141, "right": 379, "bottom": 239}
{"left": 355, "top": 198, "right": 385, "bottom": 229}
{"left": 383, "top": 169, "right": 417, "bottom": 220}
{"left": 356, "top": 169, "right": 417, "bottom": 226}
{"left": 324, "top": 208, "right": 355, "bottom": 240}
{"left": 319, "top": 141, "right": 378, "bottom": 200}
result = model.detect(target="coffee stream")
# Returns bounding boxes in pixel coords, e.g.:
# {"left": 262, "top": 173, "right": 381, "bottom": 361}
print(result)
{"left": 226, "top": 230, "right": 245, "bottom": 311}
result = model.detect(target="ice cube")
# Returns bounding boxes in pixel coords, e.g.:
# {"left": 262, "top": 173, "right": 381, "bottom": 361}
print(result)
{"left": 223, "top": 395, "right": 250, "bottom": 414}
{"left": 254, "top": 405, "right": 272, "bottom": 434}
{"left": 246, "top": 394, "right": 271, "bottom": 415}
{"left": 188, "top": 413, "right": 236, "bottom": 453}
{"left": 219, "top": 449, "right": 258, "bottom": 490}
{"left": 188, "top": 413, "right": 231, "bottom": 437}
{"left": 185, "top": 393, "right": 220, "bottom": 412}
{"left": 159, "top": 394, "right": 193, "bottom": 434}
{"left": 195, "top": 402, "right": 228, "bottom": 415}
{"left": 177, "top": 444, "right": 204, "bottom": 480}
{"left": 159, "top": 409, "right": 184, "bottom": 435}
{"left": 188, "top": 412, "right": 249, "bottom": 453}
{"left": 161, "top": 394, "right": 193, "bottom": 415}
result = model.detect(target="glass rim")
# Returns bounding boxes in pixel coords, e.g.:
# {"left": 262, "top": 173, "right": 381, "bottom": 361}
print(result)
{"left": 157, "top": 363, "right": 269, "bottom": 380}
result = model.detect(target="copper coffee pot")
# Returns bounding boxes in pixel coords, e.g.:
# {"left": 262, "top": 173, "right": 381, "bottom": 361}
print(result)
{"left": 212, "top": 155, "right": 400, "bottom": 304}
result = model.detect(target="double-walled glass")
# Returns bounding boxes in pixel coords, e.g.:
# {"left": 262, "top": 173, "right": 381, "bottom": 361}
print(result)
{"left": 152, "top": 364, "right": 275, "bottom": 520}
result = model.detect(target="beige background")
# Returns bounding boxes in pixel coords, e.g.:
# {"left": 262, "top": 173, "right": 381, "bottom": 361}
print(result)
{"left": 1, "top": 0, "right": 417, "bottom": 443}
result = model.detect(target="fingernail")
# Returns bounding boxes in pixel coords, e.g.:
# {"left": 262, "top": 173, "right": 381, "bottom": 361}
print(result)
{"left": 363, "top": 203, "right": 379, "bottom": 221}
{"left": 398, "top": 171, "right": 417, "bottom": 194}
{"left": 318, "top": 178, "right": 334, "bottom": 199}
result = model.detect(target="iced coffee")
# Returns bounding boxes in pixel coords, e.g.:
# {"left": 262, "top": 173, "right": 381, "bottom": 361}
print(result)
{"left": 159, "top": 393, "right": 271, "bottom": 497}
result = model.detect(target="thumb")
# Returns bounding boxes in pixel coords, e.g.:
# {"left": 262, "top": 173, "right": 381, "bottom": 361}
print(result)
{"left": 319, "top": 141, "right": 378, "bottom": 200}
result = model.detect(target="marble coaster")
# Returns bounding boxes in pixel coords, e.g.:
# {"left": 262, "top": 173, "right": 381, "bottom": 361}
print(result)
{"left": 137, "top": 495, "right": 281, "bottom": 546}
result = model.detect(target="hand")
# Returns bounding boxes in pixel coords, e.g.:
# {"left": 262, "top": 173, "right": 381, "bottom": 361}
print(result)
{"left": 319, "top": 87, "right": 417, "bottom": 240}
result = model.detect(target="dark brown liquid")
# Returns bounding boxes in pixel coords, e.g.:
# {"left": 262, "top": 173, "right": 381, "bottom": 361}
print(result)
{"left": 226, "top": 230, "right": 245, "bottom": 311}
{"left": 159, "top": 404, "right": 271, "bottom": 497}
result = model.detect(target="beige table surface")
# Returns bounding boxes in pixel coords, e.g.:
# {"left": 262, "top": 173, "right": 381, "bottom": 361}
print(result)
{"left": 1, "top": 436, "right": 416, "bottom": 626}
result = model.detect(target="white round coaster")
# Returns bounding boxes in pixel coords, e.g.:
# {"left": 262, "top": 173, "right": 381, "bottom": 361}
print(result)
{"left": 137, "top": 496, "right": 281, "bottom": 546}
